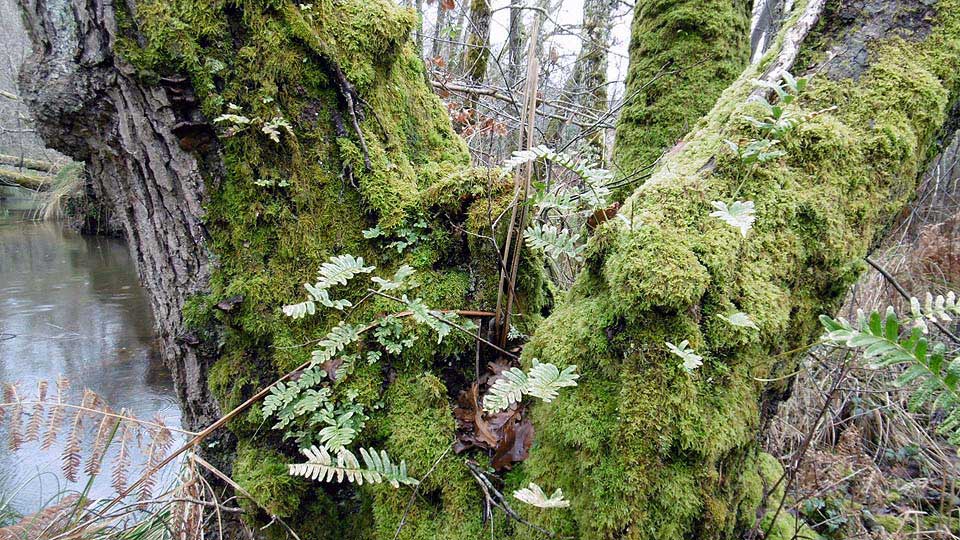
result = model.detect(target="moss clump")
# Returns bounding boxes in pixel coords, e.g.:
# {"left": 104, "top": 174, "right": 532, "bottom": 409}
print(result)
{"left": 233, "top": 442, "right": 309, "bottom": 519}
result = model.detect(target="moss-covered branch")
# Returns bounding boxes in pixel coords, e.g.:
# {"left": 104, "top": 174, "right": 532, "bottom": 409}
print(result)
{"left": 0, "top": 167, "right": 50, "bottom": 191}
{"left": 518, "top": 0, "right": 960, "bottom": 537}
{"left": 611, "top": 0, "right": 752, "bottom": 196}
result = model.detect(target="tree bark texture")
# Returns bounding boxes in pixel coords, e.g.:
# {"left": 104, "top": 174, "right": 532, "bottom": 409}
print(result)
{"left": 14, "top": 0, "right": 960, "bottom": 538}
{"left": 17, "top": 0, "right": 221, "bottom": 432}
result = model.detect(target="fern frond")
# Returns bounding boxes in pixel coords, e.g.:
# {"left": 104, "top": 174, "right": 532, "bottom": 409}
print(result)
{"left": 525, "top": 361, "right": 580, "bottom": 403}
{"left": 315, "top": 254, "right": 375, "bottom": 290}
{"left": 310, "top": 322, "right": 361, "bottom": 366}
{"left": 6, "top": 384, "right": 23, "bottom": 451}
{"left": 62, "top": 390, "right": 92, "bottom": 482}
{"left": 820, "top": 308, "right": 960, "bottom": 445}
{"left": 666, "top": 340, "right": 704, "bottom": 372}
{"left": 503, "top": 145, "right": 612, "bottom": 208}
{"left": 513, "top": 482, "right": 570, "bottom": 509}
{"left": 709, "top": 200, "right": 756, "bottom": 237}
{"left": 523, "top": 223, "right": 585, "bottom": 262}
{"left": 112, "top": 416, "right": 132, "bottom": 493}
{"left": 86, "top": 413, "right": 118, "bottom": 477}
{"left": 288, "top": 446, "right": 418, "bottom": 488}
{"left": 403, "top": 296, "right": 453, "bottom": 343}
{"left": 25, "top": 380, "right": 47, "bottom": 443}
{"left": 483, "top": 367, "right": 528, "bottom": 412}
{"left": 483, "top": 361, "right": 580, "bottom": 413}
{"left": 140, "top": 415, "right": 174, "bottom": 502}
{"left": 42, "top": 376, "right": 70, "bottom": 450}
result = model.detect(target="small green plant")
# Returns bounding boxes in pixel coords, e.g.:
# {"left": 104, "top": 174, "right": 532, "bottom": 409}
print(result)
{"left": 512, "top": 482, "right": 570, "bottom": 509}
{"left": 820, "top": 307, "right": 960, "bottom": 446}
{"left": 666, "top": 340, "right": 703, "bottom": 372}
{"left": 481, "top": 360, "right": 580, "bottom": 413}
{"left": 709, "top": 200, "right": 756, "bottom": 237}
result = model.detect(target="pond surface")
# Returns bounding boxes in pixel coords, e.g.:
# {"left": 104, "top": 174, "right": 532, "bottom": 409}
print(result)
{"left": 0, "top": 207, "right": 183, "bottom": 514}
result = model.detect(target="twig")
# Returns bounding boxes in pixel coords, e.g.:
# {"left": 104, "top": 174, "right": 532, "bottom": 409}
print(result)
{"left": 464, "top": 460, "right": 559, "bottom": 538}
{"left": 190, "top": 453, "right": 302, "bottom": 540}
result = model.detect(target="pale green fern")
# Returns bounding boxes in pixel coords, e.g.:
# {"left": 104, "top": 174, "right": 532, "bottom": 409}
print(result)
{"left": 513, "top": 482, "right": 570, "bottom": 509}
{"left": 288, "top": 446, "right": 419, "bottom": 488}
{"left": 482, "top": 360, "right": 580, "bottom": 413}
{"left": 523, "top": 223, "right": 585, "bottom": 262}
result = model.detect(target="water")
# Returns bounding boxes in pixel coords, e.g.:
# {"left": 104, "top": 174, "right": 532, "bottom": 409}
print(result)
{"left": 0, "top": 207, "right": 183, "bottom": 514}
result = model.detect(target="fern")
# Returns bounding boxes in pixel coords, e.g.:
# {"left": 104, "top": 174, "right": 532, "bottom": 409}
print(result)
{"left": 717, "top": 311, "right": 759, "bottom": 330}
{"left": 906, "top": 291, "right": 960, "bottom": 333}
{"left": 513, "top": 482, "right": 571, "bottom": 509}
{"left": 504, "top": 145, "right": 612, "bottom": 209}
{"left": 283, "top": 255, "right": 375, "bottom": 318}
{"left": 288, "top": 446, "right": 418, "bottom": 488}
{"left": 821, "top": 308, "right": 960, "bottom": 446}
{"left": 524, "top": 223, "right": 585, "bottom": 262}
{"left": 311, "top": 322, "right": 361, "bottom": 366}
{"left": 709, "top": 200, "right": 756, "bottom": 237}
{"left": 483, "top": 360, "right": 580, "bottom": 413}
{"left": 666, "top": 340, "right": 704, "bottom": 372}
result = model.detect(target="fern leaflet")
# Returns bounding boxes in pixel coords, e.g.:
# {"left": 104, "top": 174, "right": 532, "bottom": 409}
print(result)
{"left": 288, "top": 446, "right": 418, "bottom": 488}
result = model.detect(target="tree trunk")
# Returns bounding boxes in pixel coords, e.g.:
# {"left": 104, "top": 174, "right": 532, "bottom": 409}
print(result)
{"left": 506, "top": 2, "right": 524, "bottom": 89}
{"left": 17, "top": 0, "right": 222, "bottom": 433}
{"left": 543, "top": 0, "right": 617, "bottom": 157}
{"left": 15, "top": 0, "right": 960, "bottom": 539}
{"left": 611, "top": 0, "right": 752, "bottom": 197}
{"left": 463, "top": 0, "right": 492, "bottom": 99}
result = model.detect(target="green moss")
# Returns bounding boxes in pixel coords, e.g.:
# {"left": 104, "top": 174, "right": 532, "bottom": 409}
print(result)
{"left": 117, "top": 0, "right": 960, "bottom": 536}
{"left": 612, "top": 0, "right": 751, "bottom": 200}
{"left": 233, "top": 442, "right": 310, "bottom": 518}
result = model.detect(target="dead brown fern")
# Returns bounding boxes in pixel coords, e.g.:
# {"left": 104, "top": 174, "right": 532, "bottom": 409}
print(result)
{"left": 0, "top": 377, "right": 191, "bottom": 500}
{"left": 139, "top": 414, "right": 173, "bottom": 502}
{"left": 111, "top": 413, "right": 133, "bottom": 494}
{"left": 25, "top": 380, "right": 48, "bottom": 443}
{"left": 41, "top": 376, "right": 69, "bottom": 450}
{"left": 61, "top": 389, "right": 93, "bottom": 482}
{"left": 5, "top": 383, "right": 23, "bottom": 451}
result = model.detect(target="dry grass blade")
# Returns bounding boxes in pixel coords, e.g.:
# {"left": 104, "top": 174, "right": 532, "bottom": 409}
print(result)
{"left": 139, "top": 415, "right": 173, "bottom": 502}
{"left": 61, "top": 390, "right": 93, "bottom": 482}
{"left": 42, "top": 376, "right": 70, "bottom": 450}
{"left": 111, "top": 412, "right": 132, "bottom": 493}
{"left": 25, "top": 380, "right": 49, "bottom": 443}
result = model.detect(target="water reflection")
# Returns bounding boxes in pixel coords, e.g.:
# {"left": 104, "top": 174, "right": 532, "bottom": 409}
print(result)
{"left": 0, "top": 210, "right": 183, "bottom": 514}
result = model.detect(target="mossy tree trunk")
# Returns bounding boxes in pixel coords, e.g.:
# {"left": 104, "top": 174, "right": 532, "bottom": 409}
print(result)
{"left": 15, "top": 1, "right": 960, "bottom": 540}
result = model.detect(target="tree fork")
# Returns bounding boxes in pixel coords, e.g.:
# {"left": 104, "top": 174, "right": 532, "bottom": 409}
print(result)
{"left": 13, "top": 0, "right": 960, "bottom": 539}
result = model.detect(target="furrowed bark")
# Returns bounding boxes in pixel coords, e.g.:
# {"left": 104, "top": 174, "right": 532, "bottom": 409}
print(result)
{"left": 17, "top": 0, "right": 221, "bottom": 432}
